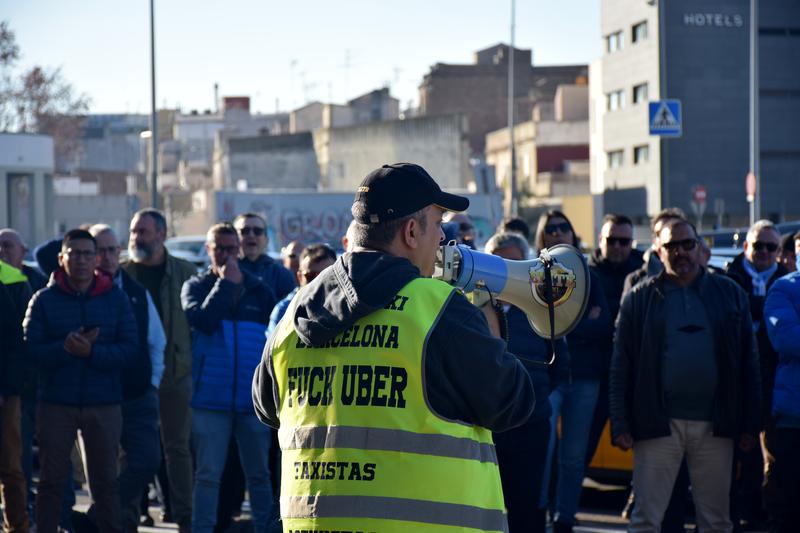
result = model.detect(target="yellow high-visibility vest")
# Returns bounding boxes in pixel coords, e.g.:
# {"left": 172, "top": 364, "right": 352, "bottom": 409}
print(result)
{"left": 0, "top": 260, "right": 28, "bottom": 286}
{"left": 270, "top": 277, "right": 508, "bottom": 533}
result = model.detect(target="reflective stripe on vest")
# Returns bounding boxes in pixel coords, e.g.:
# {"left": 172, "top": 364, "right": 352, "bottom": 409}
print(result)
{"left": 279, "top": 425, "right": 498, "bottom": 464}
{"left": 282, "top": 495, "right": 508, "bottom": 532}
{"left": 270, "top": 277, "right": 507, "bottom": 533}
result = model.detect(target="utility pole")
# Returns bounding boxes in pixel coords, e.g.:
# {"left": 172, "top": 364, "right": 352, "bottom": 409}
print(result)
{"left": 507, "top": 0, "right": 518, "bottom": 216}
{"left": 149, "top": 0, "right": 158, "bottom": 208}
{"left": 749, "top": 0, "right": 760, "bottom": 222}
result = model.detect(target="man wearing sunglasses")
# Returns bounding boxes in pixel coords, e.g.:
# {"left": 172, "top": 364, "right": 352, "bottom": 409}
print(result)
{"left": 181, "top": 223, "right": 278, "bottom": 532}
{"left": 724, "top": 220, "right": 788, "bottom": 528}
{"left": 610, "top": 218, "right": 761, "bottom": 532}
{"left": 233, "top": 213, "right": 296, "bottom": 302}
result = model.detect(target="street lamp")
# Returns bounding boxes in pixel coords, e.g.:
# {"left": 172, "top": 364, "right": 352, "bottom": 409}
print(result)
{"left": 149, "top": 0, "right": 158, "bottom": 208}
{"left": 507, "top": 0, "right": 518, "bottom": 217}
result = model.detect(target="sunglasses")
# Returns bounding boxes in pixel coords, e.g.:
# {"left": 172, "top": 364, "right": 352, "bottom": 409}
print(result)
{"left": 544, "top": 222, "right": 572, "bottom": 235}
{"left": 662, "top": 239, "right": 698, "bottom": 253}
{"left": 751, "top": 241, "right": 778, "bottom": 253}
{"left": 238, "top": 226, "right": 265, "bottom": 237}
{"left": 606, "top": 237, "right": 632, "bottom": 247}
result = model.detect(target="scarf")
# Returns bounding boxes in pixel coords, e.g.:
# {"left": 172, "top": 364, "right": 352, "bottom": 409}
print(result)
{"left": 741, "top": 259, "right": 777, "bottom": 297}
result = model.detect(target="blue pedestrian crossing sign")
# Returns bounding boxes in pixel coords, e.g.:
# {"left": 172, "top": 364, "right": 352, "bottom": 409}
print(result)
{"left": 649, "top": 100, "right": 682, "bottom": 137}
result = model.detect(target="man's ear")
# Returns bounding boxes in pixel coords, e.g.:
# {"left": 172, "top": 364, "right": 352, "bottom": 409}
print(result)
{"left": 57, "top": 252, "right": 66, "bottom": 269}
{"left": 402, "top": 217, "right": 419, "bottom": 249}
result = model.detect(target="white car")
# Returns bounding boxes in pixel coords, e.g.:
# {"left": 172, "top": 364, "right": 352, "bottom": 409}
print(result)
{"left": 165, "top": 235, "right": 209, "bottom": 271}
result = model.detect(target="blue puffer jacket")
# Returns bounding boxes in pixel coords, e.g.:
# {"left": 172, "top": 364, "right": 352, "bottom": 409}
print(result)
{"left": 182, "top": 270, "right": 276, "bottom": 413}
{"left": 239, "top": 255, "right": 296, "bottom": 301}
{"left": 23, "top": 270, "right": 138, "bottom": 406}
{"left": 765, "top": 271, "right": 800, "bottom": 421}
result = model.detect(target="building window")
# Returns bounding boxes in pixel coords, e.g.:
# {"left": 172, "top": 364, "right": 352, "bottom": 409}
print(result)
{"left": 608, "top": 150, "right": 624, "bottom": 169}
{"left": 606, "top": 31, "right": 624, "bottom": 53}
{"left": 634, "top": 145, "right": 650, "bottom": 164}
{"left": 607, "top": 89, "right": 625, "bottom": 111}
{"left": 633, "top": 83, "right": 649, "bottom": 104}
{"left": 632, "top": 21, "right": 648, "bottom": 43}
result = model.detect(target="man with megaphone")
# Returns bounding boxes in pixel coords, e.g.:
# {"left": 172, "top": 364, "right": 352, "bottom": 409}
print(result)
{"left": 253, "top": 163, "right": 535, "bottom": 533}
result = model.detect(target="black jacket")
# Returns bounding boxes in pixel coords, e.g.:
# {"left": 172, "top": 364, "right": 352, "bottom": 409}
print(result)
{"left": 118, "top": 270, "right": 153, "bottom": 400}
{"left": 253, "top": 250, "right": 535, "bottom": 432}
{"left": 589, "top": 248, "right": 644, "bottom": 321}
{"left": 0, "top": 283, "right": 23, "bottom": 399}
{"left": 609, "top": 268, "right": 762, "bottom": 441}
{"left": 0, "top": 264, "right": 32, "bottom": 397}
{"left": 724, "top": 253, "right": 789, "bottom": 420}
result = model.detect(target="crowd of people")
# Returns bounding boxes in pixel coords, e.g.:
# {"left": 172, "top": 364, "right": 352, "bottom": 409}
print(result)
{"left": 0, "top": 161, "right": 798, "bottom": 533}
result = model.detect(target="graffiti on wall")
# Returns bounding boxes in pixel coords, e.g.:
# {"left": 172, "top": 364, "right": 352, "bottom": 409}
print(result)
{"left": 277, "top": 208, "right": 352, "bottom": 246}
{"left": 224, "top": 198, "right": 352, "bottom": 249}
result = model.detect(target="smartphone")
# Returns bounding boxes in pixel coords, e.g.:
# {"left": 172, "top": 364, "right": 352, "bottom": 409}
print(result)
{"left": 81, "top": 325, "right": 99, "bottom": 333}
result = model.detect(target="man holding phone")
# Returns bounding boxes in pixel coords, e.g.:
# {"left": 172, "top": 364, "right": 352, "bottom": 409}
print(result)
{"left": 23, "top": 229, "right": 138, "bottom": 533}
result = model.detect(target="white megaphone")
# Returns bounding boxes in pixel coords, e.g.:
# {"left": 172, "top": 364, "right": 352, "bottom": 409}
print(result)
{"left": 434, "top": 242, "right": 590, "bottom": 340}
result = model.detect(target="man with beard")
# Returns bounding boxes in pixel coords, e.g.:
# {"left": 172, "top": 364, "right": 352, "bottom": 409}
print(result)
{"left": 123, "top": 209, "right": 196, "bottom": 532}
{"left": 610, "top": 219, "right": 761, "bottom": 532}
{"left": 233, "top": 213, "right": 295, "bottom": 301}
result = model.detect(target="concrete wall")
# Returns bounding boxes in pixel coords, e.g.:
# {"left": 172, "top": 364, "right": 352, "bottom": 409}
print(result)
{"left": 52, "top": 194, "right": 137, "bottom": 238}
{"left": 485, "top": 117, "right": 589, "bottom": 197}
{"left": 0, "top": 133, "right": 55, "bottom": 247}
{"left": 290, "top": 102, "right": 325, "bottom": 133}
{"left": 225, "top": 133, "right": 320, "bottom": 190}
{"left": 322, "top": 104, "right": 356, "bottom": 129}
{"left": 555, "top": 85, "right": 589, "bottom": 122}
{"left": 314, "top": 114, "right": 472, "bottom": 191}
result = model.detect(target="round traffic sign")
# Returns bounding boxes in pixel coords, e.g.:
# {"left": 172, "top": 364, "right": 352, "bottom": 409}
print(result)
{"left": 746, "top": 172, "right": 756, "bottom": 196}
{"left": 692, "top": 185, "right": 707, "bottom": 205}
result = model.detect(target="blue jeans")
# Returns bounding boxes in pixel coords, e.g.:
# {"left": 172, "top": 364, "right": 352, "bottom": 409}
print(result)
{"left": 191, "top": 409, "right": 273, "bottom": 533}
{"left": 540, "top": 379, "right": 600, "bottom": 525}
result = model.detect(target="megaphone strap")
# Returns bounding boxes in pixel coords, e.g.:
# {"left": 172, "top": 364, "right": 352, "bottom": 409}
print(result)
{"left": 541, "top": 255, "right": 557, "bottom": 366}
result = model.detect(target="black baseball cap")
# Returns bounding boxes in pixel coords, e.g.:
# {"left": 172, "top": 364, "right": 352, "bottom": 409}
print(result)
{"left": 352, "top": 163, "right": 469, "bottom": 224}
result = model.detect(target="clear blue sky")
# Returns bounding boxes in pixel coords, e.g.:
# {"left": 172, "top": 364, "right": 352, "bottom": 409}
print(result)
{"left": 6, "top": 0, "right": 600, "bottom": 114}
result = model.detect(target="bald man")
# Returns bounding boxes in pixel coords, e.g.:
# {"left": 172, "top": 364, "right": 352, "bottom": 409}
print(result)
{"left": 0, "top": 229, "right": 47, "bottom": 293}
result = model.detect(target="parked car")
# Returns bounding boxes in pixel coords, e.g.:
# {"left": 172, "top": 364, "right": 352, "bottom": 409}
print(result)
{"left": 165, "top": 235, "right": 209, "bottom": 271}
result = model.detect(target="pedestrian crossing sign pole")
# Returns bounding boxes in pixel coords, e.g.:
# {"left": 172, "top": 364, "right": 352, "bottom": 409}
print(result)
{"left": 649, "top": 99, "right": 682, "bottom": 137}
